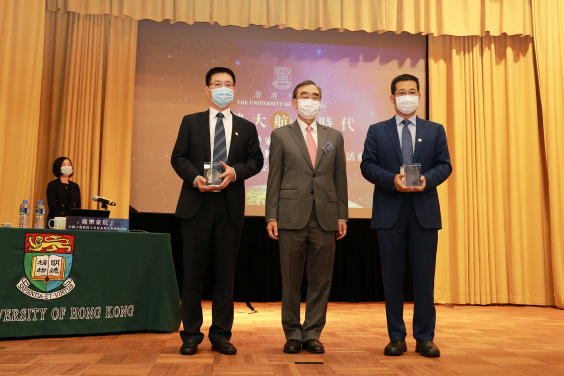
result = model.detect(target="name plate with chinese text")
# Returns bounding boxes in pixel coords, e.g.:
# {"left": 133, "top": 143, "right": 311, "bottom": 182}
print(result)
{"left": 65, "top": 217, "right": 129, "bottom": 232}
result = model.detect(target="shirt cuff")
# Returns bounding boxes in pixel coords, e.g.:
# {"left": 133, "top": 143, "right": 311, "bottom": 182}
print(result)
{"left": 193, "top": 176, "right": 201, "bottom": 187}
{"left": 267, "top": 219, "right": 276, "bottom": 222}
{"left": 338, "top": 219, "right": 347, "bottom": 222}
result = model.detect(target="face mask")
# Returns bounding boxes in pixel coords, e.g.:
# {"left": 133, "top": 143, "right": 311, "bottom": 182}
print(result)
{"left": 61, "top": 166, "right": 73, "bottom": 176}
{"left": 210, "top": 87, "right": 234, "bottom": 108}
{"left": 297, "top": 99, "right": 321, "bottom": 120}
{"left": 394, "top": 95, "right": 419, "bottom": 115}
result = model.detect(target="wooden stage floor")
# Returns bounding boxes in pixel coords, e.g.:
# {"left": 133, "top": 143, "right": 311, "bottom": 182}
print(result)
{"left": 1, "top": 302, "right": 564, "bottom": 375}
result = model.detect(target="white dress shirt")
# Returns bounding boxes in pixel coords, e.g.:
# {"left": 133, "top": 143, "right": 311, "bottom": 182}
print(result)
{"left": 209, "top": 107, "right": 233, "bottom": 160}
{"left": 297, "top": 118, "right": 318, "bottom": 148}
{"left": 395, "top": 113, "right": 416, "bottom": 154}
{"left": 193, "top": 107, "right": 235, "bottom": 186}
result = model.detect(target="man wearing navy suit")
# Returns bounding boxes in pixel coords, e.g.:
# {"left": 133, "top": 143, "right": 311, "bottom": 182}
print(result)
{"left": 360, "top": 74, "right": 452, "bottom": 357}
{"left": 172, "top": 67, "right": 263, "bottom": 356}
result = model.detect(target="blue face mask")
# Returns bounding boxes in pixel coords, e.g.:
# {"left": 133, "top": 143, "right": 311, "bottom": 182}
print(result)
{"left": 210, "top": 87, "right": 234, "bottom": 108}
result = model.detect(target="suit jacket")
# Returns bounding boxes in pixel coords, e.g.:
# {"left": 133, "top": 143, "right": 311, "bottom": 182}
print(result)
{"left": 360, "top": 116, "right": 452, "bottom": 229}
{"left": 171, "top": 110, "right": 263, "bottom": 228}
{"left": 265, "top": 121, "right": 348, "bottom": 232}
{"left": 46, "top": 179, "right": 81, "bottom": 222}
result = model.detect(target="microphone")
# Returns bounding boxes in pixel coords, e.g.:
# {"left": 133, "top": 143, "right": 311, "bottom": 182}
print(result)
{"left": 92, "top": 196, "right": 117, "bottom": 206}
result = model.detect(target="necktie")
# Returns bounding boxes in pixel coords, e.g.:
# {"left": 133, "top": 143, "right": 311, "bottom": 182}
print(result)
{"left": 401, "top": 119, "right": 413, "bottom": 164}
{"left": 306, "top": 126, "right": 317, "bottom": 167}
{"left": 213, "top": 113, "right": 227, "bottom": 171}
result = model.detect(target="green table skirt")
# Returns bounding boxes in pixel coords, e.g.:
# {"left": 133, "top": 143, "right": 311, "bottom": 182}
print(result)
{"left": 0, "top": 228, "right": 181, "bottom": 338}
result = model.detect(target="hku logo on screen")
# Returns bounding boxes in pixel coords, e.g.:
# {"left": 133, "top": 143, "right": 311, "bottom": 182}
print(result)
{"left": 16, "top": 233, "right": 76, "bottom": 300}
{"left": 273, "top": 67, "right": 292, "bottom": 89}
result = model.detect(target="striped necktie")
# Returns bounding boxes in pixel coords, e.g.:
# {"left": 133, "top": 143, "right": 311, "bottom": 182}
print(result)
{"left": 213, "top": 112, "right": 227, "bottom": 171}
{"left": 401, "top": 119, "right": 413, "bottom": 164}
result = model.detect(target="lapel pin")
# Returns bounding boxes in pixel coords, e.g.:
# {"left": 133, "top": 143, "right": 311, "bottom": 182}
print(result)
{"left": 235, "top": 132, "right": 239, "bottom": 136}
{"left": 418, "top": 138, "right": 422, "bottom": 142}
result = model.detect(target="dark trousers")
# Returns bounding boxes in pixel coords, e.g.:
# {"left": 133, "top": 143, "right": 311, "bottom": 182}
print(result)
{"left": 278, "top": 202, "right": 336, "bottom": 341}
{"left": 179, "top": 192, "right": 242, "bottom": 345}
{"left": 377, "top": 194, "right": 438, "bottom": 342}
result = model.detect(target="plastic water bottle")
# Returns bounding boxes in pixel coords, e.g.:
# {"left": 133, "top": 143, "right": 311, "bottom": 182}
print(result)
{"left": 34, "top": 201, "right": 46, "bottom": 229}
{"left": 19, "top": 200, "right": 30, "bottom": 228}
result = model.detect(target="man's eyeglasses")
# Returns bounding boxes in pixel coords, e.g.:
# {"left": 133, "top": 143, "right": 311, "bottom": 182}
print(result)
{"left": 209, "top": 81, "right": 234, "bottom": 89}
{"left": 297, "top": 94, "right": 321, "bottom": 101}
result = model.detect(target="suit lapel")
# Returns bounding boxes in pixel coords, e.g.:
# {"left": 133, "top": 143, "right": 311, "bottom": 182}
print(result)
{"left": 288, "top": 121, "right": 313, "bottom": 169}
{"left": 314, "top": 125, "right": 328, "bottom": 171}
{"left": 413, "top": 116, "right": 428, "bottom": 162}
{"left": 199, "top": 110, "right": 211, "bottom": 161}
{"left": 227, "top": 115, "right": 242, "bottom": 165}
{"left": 384, "top": 116, "right": 403, "bottom": 164}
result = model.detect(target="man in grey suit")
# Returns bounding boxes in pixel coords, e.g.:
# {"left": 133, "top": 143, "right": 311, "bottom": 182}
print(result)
{"left": 265, "top": 80, "right": 348, "bottom": 354}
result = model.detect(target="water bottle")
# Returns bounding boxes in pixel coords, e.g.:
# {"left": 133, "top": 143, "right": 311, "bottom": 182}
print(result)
{"left": 19, "top": 200, "right": 30, "bottom": 228}
{"left": 34, "top": 201, "right": 46, "bottom": 229}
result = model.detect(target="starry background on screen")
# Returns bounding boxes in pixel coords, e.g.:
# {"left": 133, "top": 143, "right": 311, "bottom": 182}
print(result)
{"left": 131, "top": 22, "right": 426, "bottom": 214}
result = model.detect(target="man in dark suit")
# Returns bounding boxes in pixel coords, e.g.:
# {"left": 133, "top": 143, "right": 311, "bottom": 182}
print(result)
{"left": 360, "top": 74, "right": 452, "bottom": 358}
{"left": 265, "top": 80, "right": 348, "bottom": 354}
{"left": 171, "top": 67, "right": 263, "bottom": 356}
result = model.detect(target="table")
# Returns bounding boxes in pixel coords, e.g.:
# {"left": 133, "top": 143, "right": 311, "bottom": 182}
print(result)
{"left": 0, "top": 228, "right": 181, "bottom": 338}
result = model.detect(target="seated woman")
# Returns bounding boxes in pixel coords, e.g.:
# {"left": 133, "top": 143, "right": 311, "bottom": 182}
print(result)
{"left": 46, "top": 157, "right": 81, "bottom": 223}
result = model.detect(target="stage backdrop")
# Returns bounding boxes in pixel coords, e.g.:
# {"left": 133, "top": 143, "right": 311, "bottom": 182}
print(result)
{"left": 130, "top": 21, "right": 426, "bottom": 218}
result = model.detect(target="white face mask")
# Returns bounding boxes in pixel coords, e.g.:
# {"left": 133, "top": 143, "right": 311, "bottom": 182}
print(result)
{"left": 61, "top": 166, "right": 73, "bottom": 176}
{"left": 394, "top": 95, "right": 419, "bottom": 115}
{"left": 297, "top": 99, "right": 321, "bottom": 120}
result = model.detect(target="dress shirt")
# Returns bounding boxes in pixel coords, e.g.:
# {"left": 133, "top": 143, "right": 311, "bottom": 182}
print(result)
{"left": 395, "top": 113, "right": 416, "bottom": 154}
{"left": 209, "top": 107, "right": 233, "bottom": 160}
{"left": 193, "top": 107, "right": 235, "bottom": 186}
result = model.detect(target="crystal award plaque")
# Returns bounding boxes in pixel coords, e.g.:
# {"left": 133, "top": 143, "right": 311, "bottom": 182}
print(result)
{"left": 400, "top": 163, "right": 422, "bottom": 187}
{"left": 204, "top": 162, "right": 222, "bottom": 186}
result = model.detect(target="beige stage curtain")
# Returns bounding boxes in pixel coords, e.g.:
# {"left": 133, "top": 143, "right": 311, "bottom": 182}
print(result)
{"left": 46, "top": 0, "right": 533, "bottom": 37}
{"left": 429, "top": 35, "right": 554, "bottom": 306}
{"left": 36, "top": 10, "right": 137, "bottom": 219}
{"left": 0, "top": 0, "right": 46, "bottom": 225}
{"left": 531, "top": 0, "right": 564, "bottom": 309}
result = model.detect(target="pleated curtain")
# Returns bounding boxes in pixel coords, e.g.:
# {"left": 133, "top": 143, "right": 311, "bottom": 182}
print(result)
{"left": 429, "top": 35, "right": 554, "bottom": 306}
{"left": 35, "top": 10, "right": 137, "bottom": 219}
{"left": 0, "top": 0, "right": 46, "bottom": 226}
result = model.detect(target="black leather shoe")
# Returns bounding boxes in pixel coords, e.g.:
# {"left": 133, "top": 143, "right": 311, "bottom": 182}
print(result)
{"left": 283, "top": 339, "right": 302, "bottom": 353}
{"left": 180, "top": 340, "right": 198, "bottom": 355}
{"left": 303, "top": 339, "right": 325, "bottom": 354}
{"left": 211, "top": 339, "right": 237, "bottom": 355}
{"left": 384, "top": 340, "right": 407, "bottom": 356}
{"left": 415, "top": 340, "right": 440, "bottom": 357}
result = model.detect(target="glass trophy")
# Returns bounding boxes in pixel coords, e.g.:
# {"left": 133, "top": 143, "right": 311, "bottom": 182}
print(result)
{"left": 204, "top": 162, "right": 222, "bottom": 186}
{"left": 401, "top": 163, "right": 422, "bottom": 187}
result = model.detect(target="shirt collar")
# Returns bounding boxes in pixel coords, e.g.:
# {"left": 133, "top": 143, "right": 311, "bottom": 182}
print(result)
{"left": 297, "top": 118, "right": 317, "bottom": 133}
{"left": 395, "top": 114, "right": 417, "bottom": 127}
{"left": 210, "top": 107, "right": 232, "bottom": 121}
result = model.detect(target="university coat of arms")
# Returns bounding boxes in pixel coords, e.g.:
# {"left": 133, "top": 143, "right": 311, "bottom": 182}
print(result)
{"left": 272, "top": 67, "right": 292, "bottom": 89}
{"left": 16, "top": 233, "right": 76, "bottom": 300}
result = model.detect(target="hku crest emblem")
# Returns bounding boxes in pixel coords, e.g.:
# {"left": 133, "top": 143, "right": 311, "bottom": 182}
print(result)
{"left": 272, "top": 67, "right": 292, "bottom": 89}
{"left": 16, "top": 233, "right": 76, "bottom": 300}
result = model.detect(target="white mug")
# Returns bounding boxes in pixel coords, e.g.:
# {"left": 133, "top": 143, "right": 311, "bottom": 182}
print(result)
{"left": 48, "top": 217, "right": 66, "bottom": 229}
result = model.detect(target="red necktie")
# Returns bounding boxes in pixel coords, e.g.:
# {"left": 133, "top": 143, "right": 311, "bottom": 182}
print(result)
{"left": 306, "top": 126, "right": 317, "bottom": 167}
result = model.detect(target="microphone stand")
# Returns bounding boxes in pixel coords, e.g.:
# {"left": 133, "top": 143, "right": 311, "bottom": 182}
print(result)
{"left": 101, "top": 202, "right": 109, "bottom": 210}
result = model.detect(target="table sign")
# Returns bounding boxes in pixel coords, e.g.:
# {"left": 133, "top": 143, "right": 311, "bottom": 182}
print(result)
{"left": 66, "top": 216, "right": 129, "bottom": 232}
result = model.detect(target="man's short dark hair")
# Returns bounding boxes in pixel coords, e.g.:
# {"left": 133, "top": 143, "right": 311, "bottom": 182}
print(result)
{"left": 205, "top": 67, "right": 236, "bottom": 86}
{"left": 391, "top": 74, "right": 420, "bottom": 95}
{"left": 292, "top": 80, "right": 322, "bottom": 100}
{"left": 52, "top": 156, "right": 73, "bottom": 178}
